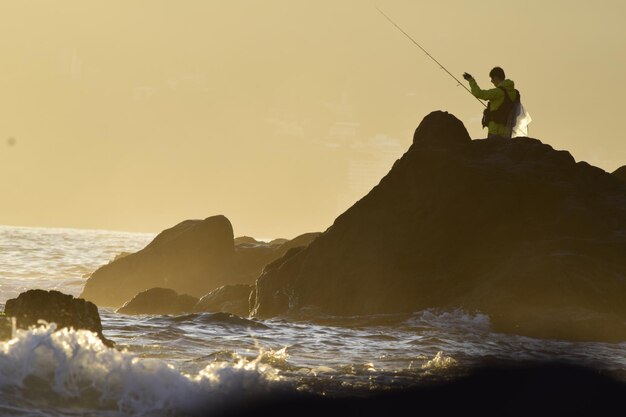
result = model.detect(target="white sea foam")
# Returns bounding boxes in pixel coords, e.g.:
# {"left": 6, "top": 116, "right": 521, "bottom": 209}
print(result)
{"left": 0, "top": 323, "right": 286, "bottom": 416}
{"left": 421, "top": 351, "right": 457, "bottom": 370}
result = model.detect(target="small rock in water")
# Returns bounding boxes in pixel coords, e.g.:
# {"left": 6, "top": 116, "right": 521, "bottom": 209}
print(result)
{"left": 2, "top": 289, "right": 113, "bottom": 347}
{"left": 117, "top": 287, "right": 198, "bottom": 315}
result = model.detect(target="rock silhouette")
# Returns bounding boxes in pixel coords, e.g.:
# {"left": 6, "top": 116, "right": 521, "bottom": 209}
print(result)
{"left": 80, "top": 215, "right": 235, "bottom": 307}
{"left": 251, "top": 111, "right": 626, "bottom": 342}
{"left": 2, "top": 289, "right": 113, "bottom": 346}
{"left": 81, "top": 214, "right": 319, "bottom": 308}
{"left": 613, "top": 165, "right": 626, "bottom": 182}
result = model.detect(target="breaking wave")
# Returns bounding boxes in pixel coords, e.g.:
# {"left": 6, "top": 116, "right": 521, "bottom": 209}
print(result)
{"left": 0, "top": 323, "right": 288, "bottom": 416}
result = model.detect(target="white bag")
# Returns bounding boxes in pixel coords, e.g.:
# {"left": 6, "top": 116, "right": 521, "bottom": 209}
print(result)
{"left": 511, "top": 102, "right": 532, "bottom": 138}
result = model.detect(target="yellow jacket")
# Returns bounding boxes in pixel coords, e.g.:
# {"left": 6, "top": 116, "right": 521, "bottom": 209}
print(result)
{"left": 469, "top": 79, "right": 517, "bottom": 137}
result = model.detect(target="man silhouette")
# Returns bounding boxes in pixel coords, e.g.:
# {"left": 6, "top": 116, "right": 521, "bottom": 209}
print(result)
{"left": 463, "top": 67, "right": 518, "bottom": 139}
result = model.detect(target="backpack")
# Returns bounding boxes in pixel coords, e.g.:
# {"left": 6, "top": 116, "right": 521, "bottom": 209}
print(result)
{"left": 482, "top": 87, "right": 521, "bottom": 138}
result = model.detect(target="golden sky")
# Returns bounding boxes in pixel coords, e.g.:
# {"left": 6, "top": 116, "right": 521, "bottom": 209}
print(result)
{"left": 0, "top": 0, "right": 624, "bottom": 238}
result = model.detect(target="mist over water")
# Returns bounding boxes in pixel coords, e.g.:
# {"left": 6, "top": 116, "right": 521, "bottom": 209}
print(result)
{"left": 1, "top": 225, "right": 625, "bottom": 416}
{"left": 0, "top": 225, "right": 154, "bottom": 303}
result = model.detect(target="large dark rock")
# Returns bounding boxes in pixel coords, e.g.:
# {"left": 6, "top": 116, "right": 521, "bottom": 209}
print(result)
{"left": 116, "top": 288, "right": 199, "bottom": 315}
{"left": 194, "top": 284, "right": 253, "bottom": 316}
{"left": 613, "top": 165, "right": 626, "bottom": 182}
{"left": 251, "top": 110, "right": 626, "bottom": 342}
{"left": 2, "top": 290, "right": 113, "bottom": 347}
{"left": 80, "top": 214, "right": 319, "bottom": 308}
{"left": 80, "top": 215, "right": 235, "bottom": 307}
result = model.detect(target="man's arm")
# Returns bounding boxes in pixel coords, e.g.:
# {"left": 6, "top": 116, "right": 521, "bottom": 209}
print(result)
{"left": 468, "top": 78, "right": 502, "bottom": 101}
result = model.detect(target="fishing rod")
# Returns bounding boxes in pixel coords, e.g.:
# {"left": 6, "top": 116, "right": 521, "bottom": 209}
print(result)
{"left": 376, "top": 7, "right": 487, "bottom": 108}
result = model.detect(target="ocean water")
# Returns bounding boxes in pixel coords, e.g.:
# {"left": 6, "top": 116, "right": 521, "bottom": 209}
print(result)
{"left": 0, "top": 225, "right": 625, "bottom": 416}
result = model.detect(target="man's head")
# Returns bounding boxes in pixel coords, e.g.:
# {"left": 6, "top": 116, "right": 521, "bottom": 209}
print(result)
{"left": 489, "top": 67, "right": 505, "bottom": 86}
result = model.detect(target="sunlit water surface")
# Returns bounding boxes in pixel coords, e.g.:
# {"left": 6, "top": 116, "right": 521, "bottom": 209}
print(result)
{"left": 1, "top": 225, "right": 625, "bottom": 416}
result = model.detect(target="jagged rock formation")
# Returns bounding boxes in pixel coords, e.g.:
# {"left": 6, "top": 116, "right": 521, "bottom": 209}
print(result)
{"left": 194, "top": 284, "right": 253, "bottom": 316}
{"left": 116, "top": 288, "right": 198, "bottom": 315}
{"left": 613, "top": 165, "right": 626, "bottom": 182}
{"left": 251, "top": 111, "right": 626, "bottom": 342}
{"left": 2, "top": 290, "right": 113, "bottom": 346}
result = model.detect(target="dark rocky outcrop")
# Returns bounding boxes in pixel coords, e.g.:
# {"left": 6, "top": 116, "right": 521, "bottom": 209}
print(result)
{"left": 194, "top": 284, "right": 253, "bottom": 316}
{"left": 251, "top": 111, "right": 626, "bottom": 342}
{"left": 613, "top": 165, "right": 626, "bottom": 182}
{"left": 80, "top": 215, "right": 235, "bottom": 307}
{"left": 2, "top": 290, "right": 113, "bottom": 346}
{"left": 116, "top": 288, "right": 198, "bottom": 315}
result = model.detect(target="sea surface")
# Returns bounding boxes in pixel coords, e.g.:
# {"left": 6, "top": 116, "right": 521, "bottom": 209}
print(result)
{"left": 0, "top": 225, "right": 625, "bottom": 416}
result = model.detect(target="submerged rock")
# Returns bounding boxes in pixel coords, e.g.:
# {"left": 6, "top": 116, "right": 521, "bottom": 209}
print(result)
{"left": 251, "top": 110, "right": 626, "bottom": 342}
{"left": 118, "top": 284, "right": 254, "bottom": 316}
{"left": 2, "top": 289, "right": 113, "bottom": 346}
{"left": 116, "top": 287, "right": 198, "bottom": 315}
{"left": 194, "top": 284, "right": 253, "bottom": 316}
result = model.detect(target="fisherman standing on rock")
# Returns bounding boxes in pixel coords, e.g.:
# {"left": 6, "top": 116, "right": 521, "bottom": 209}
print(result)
{"left": 463, "top": 67, "right": 520, "bottom": 139}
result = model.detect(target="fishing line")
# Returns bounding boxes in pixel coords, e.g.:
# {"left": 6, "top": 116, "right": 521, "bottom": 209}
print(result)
{"left": 376, "top": 7, "right": 487, "bottom": 108}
